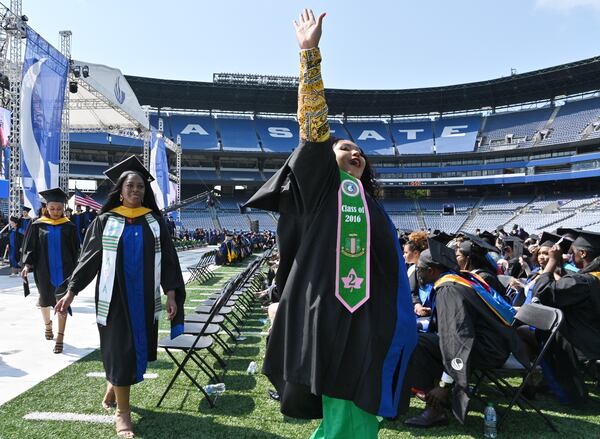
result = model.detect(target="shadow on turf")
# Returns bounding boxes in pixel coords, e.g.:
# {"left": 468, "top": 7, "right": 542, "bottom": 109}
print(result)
{"left": 134, "top": 406, "right": 287, "bottom": 439}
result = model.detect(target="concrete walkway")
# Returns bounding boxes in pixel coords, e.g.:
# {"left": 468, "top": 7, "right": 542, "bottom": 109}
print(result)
{"left": 0, "top": 246, "right": 214, "bottom": 406}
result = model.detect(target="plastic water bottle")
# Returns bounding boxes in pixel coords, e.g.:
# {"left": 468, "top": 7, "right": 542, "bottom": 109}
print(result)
{"left": 204, "top": 382, "right": 226, "bottom": 396}
{"left": 483, "top": 403, "right": 497, "bottom": 438}
{"left": 247, "top": 361, "right": 257, "bottom": 374}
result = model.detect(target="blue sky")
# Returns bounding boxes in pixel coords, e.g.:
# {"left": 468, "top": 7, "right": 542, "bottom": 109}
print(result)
{"left": 25, "top": 0, "right": 600, "bottom": 89}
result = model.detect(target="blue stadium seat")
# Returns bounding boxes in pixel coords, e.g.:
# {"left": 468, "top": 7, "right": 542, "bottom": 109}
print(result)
{"left": 391, "top": 120, "right": 434, "bottom": 155}
{"left": 255, "top": 119, "right": 298, "bottom": 152}
{"left": 344, "top": 121, "right": 395, "bottom": 155}
{"left": 217, "top": 118, "right": 261, "bottom": 151}
{"left": 434, "top": 116, "right": 480, "bottom": 153}
{"left": 329, "top": 120, "right": 351, "bottom": 140}
{"left": 150, "top": 114, "right": 219, "bottom": 151}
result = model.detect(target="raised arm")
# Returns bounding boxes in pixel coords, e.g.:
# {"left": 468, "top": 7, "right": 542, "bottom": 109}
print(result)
{"left": 293, "top": 9, "right": 330, "bottom": 142}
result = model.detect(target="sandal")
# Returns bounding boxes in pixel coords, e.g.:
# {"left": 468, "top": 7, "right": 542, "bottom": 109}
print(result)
{"left": 115, "top": 410, "right": 135, "bottom": 438}
{"left": 53, "top": 332, "right": 64, "bottom": 354}
{"left": 44, "top": 322, "right": 54, "bottom": 340}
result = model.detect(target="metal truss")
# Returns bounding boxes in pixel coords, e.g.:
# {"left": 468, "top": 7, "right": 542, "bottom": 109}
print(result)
{"left": 59, "top": 30, "right": 71, "bottom": 193}
{"left": 5, "top": 0, "right": 23, "bottom": 217}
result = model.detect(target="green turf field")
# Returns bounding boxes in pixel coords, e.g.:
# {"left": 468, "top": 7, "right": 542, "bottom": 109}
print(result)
{"left": 0, "top": 256, "right": 599, "bottom": 438}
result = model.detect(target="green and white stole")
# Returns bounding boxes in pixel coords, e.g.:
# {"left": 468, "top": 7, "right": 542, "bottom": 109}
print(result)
{"left": 97, "top": 211, "right": 162, "bottom": 326}
{"left": 335, "top": 170, "right": 371, "bottom": 312}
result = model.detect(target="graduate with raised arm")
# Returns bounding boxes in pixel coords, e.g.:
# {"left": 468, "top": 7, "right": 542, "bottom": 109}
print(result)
{"left": 55, "top": 156, "right": 186, "bottom": 438}
{"left": 20, "top": 188, "right": 79, "bottom": 353}
{"left": 243, "top": 9, "right": 416, "bottom": 438}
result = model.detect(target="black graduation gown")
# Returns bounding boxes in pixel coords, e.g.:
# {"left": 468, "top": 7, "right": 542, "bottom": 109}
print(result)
{"left": 402, "top": 279, "right": 527, "bottom": 423}
{"left": 62, "top": 211, "right": 186, "bottom": 386}
{"left": 533, "top": 258, "right": 600, "bottom": 401}
{"left": 243, "top": 139, "right": 417, "bottom": 419}
{"left": 21, "top": 219, "right": 79, "bottom": 307}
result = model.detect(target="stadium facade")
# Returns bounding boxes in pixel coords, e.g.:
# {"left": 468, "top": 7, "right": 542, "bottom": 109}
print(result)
{"left": 65, "top": 55, "right": 600, "bottom": 234}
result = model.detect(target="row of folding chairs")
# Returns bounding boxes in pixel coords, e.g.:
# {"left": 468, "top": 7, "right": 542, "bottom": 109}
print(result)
{"left": 158, "top": 250, "right": 272, "bottom": 408}
{"left": 186, "top": 249, "right": 218, "bottom": 284}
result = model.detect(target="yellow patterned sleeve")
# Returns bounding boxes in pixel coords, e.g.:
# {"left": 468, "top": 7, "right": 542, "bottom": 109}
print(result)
{"left": 298, "top": 48, "right": 330, "bottom": 143}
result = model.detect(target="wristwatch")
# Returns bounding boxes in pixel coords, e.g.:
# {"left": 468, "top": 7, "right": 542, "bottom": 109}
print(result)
{"left": 438, "top": 380, "right": 450, "bottom": 388}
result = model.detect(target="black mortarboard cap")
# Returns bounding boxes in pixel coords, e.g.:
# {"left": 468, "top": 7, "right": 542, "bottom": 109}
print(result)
{"left": 9, "top": 215, "right": 19, "bottom": 223}
{"left": 571, "top": 230, "right": 600, "bottom": 252}
{"left": 462, "top": 232, "right": 500, "bottom": 254}
{"left": 104, "top": 156, "right": 154, "bottom": 184}
{"left": 479, "top": 230, "right": 497, "bottom": 246}
{"left": 539, "top": 231, "right": 573, "bottom": 253}
{"left": 555, "top": 227, "right": 581, "bottom": 241}
{"left": 39, "top": 187, "right": 68, "bottom": 204}
{"left": 21, "top": 205, "right": 31, "bottom": 212}
{"left": 430, "top": 231, "right": 455, "bottom": 245}
{"left": 424, "top": 238, "right": 460, "bottom": 272}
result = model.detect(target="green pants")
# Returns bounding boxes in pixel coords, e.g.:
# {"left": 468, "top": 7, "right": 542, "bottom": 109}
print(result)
{"left": 309, "top": 395, "right": 380, "bottom": 439}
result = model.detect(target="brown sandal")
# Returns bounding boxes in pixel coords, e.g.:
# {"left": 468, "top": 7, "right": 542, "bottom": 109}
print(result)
{"left": 53, "top": 332, "right": 64, "bottom": 354}
{"left": 44, "top": 322, "right": 54, "bottom": 340}
{"left": 115, "top": 410, "right": 135, "bottom": 438}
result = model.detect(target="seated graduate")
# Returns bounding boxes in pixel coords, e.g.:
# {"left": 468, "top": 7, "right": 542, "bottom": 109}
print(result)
{"left": 500, "top": 236, "right": 532, "bottom": 279}
{"left": 532, "top": 229, "right": 600, "bottom": 406}
{"left": 509, "top": 231, "right": 570, "bottom": 306}
{"left": 455, "top": 232, "right": 507, "bottom": 301}
{"left": 403, "top": 231, "right": 431, "bottom": 317}
{"left": 402, "top": 238, "right": 526, "bottom": 428}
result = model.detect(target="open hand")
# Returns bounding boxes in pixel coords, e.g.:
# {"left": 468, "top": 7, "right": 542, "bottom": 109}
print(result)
{"left": 293, "top": 8, "right": 326, "bottom": 50}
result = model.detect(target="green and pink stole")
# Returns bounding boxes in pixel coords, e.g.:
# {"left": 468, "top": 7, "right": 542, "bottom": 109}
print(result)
{"left": 335, "top": 170, "right": 371, "bottom": 312}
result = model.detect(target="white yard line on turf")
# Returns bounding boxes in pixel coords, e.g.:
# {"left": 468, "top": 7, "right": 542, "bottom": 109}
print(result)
{"left": 24, "top": 412, "right": 114, "bottom": 424}
{"left": 86, "top": 372, "right": 157, "bottom": 379}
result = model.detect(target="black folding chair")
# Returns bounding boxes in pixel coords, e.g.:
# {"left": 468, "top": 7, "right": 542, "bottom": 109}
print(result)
{"left": 477, "top": 303, "right": 564, "bottom": 432}
{"left": 157, "top": 281, "right": 237, "bottom": 408}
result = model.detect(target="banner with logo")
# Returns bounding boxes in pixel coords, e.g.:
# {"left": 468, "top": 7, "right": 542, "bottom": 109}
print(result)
{"left": 0, "top": 107, "right": 10, "bottom": 178}
{"left": 73, "top": 60, "right": 148, "bottom": 129}
{"left": 150, "top": 127, "right": 170, "bottom": 210}
{"left": 21, "top": 27, "right": 68, "bottom": 215}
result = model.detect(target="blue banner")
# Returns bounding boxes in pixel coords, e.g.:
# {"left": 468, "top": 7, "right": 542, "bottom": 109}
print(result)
{"left": 150, "top": 127, "right": 170, "bottom": 210}
{"left": 21, "top": 27, "right": 68, "bottom": 214}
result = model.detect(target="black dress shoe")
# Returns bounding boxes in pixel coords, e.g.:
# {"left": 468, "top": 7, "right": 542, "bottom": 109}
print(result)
{"left": 404, "top": 407, "right": 449, "bottom": 428}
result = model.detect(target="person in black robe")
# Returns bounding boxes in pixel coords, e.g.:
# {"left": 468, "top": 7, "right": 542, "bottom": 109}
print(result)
{"left": 532, "top": 229, "right": 600, "bottom": 406}
{"left": 6, "top": 216, "right": 21, "bottom": 276}
{"left": 455, "top": 232, "right": 507, "bottom": 301}
{"left": 402, "top": 239, "right": 527, "bottom": 428}
{"left": 55, "top": 156, "right": 186, "bottom": 438}
{"left": 21, "top": 188, "right": 79, "bottom": 353}
{"left": 18, "top": 205, "right": 32, "bottom": 237}
{"left": 243, "top": 9, "right": 416, "bottom": 438}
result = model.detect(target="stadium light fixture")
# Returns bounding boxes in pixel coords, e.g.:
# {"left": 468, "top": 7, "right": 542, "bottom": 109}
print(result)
{"left": 69, "top": 81, "right": 78, "bottom": 93}
{"left": 82, "top": 66, "right": 89, "bottom": 78}
{"left": 72, "top": 66, "right": 81, "bottom": 78}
